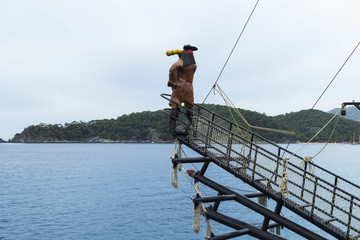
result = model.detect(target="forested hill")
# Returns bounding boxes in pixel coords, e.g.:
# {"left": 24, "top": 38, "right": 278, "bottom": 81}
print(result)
{"left": 9, "top": 104, "right": 360, "bottom": 143}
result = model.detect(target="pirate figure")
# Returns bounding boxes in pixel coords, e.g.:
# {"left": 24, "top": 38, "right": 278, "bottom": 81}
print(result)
{"left": 166, "top": 44, "right": 198, "bottom": 133}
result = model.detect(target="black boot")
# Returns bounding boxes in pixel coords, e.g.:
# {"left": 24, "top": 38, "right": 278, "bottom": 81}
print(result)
{"left": 184, "top": 110, "right": 193, "bottom": 132}
{"left": 174, "top": 109, "right": 193, "bottom": 135}
{"left": 168, "top": 108, "right": 179, "bottom": 133}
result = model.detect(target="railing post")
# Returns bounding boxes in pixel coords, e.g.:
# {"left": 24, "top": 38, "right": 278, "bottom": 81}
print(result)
{"left": 248, "top": 133, "right": 254, "bottom": 159}
{"left": 252, "top": 146, "right": 258, "bottom": 180}
{"left": 301, "top": 162, "right": 307, "bottom": 199}
{"left": 330, "top": 176, "right": 338, "bottom": 216}
{"left": 311, "top": 177, "right": 318, "bottom": 215}
{"left": 226, "top": 123, "right": 233, "bottom": 159}
{"left": 205, "top": 113, "right": 215, "bottom": 150}
{"left": 274, "top": 148, "right": 281, "bottom": 184}
{"left": 347, "top": 196, "right": 354, "bottom": 237}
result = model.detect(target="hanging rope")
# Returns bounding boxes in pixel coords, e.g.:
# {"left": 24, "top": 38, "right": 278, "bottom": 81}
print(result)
{"left": 272, "top": 109, "right": 341, "bottom": 196}
{"left": 203, "top": 0, "right": 260, "bottom": 103}
{"left": 171, "top": 139, "right": 179, "bottom": 189}
{"left": 171, "top": 146, "right": 215, "bottom": 236}
{"left": 169, "top": 144, "right": 206, "bottom": 234}
{"left": 176, "top": 142, "right": 183, "bottom": 172}
{"left": 215, "top": 84, "right": 295, "bottom": 135}
{"left": 280, "top": 157, "right": 290, "bottom": 198}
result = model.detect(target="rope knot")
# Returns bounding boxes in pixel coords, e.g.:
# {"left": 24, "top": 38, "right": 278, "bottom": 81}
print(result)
{"left": 303, "top": 156, "right": 313, "bottom": 163}
{"left": 300, "top": 156, "right": 315, "bottom": 175}
{"left": 282, "top": 176, "right": 289, "bottom": 183}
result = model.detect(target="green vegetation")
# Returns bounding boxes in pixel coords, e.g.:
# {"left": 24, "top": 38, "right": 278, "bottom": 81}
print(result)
{"left": 274, "top": 109, "right": 360, "bottom": 143}
{"left": 201, "top": 104, "right": 360, "bottom": 143}
{"left": 11, "top": 110, "right": 173, "bottom": 143}
{"left": 10, "top": 104, "right": 360, "bottom": 143}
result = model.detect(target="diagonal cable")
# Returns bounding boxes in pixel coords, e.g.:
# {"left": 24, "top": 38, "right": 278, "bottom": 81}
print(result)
{"left": 202, "top": 0, "right": 260, "bottom": 103}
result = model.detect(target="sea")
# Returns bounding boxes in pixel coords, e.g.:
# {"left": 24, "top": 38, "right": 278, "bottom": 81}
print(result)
{"left": 0, "top": 143, "right": 359, "bottom": 240}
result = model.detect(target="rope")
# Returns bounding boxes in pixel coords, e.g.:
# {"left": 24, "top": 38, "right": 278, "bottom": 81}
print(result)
{"left": 171, "top": 146, "right": 217, "bottom": 236}
{"left": 171, "top": 139, "right": 179, "bottom": 188}
{"left": 299, "top": 109, "right": 341, "bottom": 174}
{"left": 311, "top": 111, "right": 340, "bottom": 159}
{"left": 283, "top": 41, "right": 360, "bottom": 155}
{"left": 275, "top": 109, "right": 341, "bottom": 196}
{"left": 290, "top": 109, "right": 341, "bottom": 160}
{"left": 300, "top": 156, "right": 315, "bottom": 175}
{"left": 172, "top": 138, "right": 178, "bottom": 158}
{"left": 203, "top": 0, "right": 260, "bottom": 103}
{"left": 305, "top": 41, "right": 360, "bottom": 120}
{"left": 218, "top": 87, "right": 251, "bottom": 169}
{"left": 215, "top": 84, "right": 295, "bottom": 135}
{"left": 280, "top": 157, "right": 290, "bottom": 198}
{"left": 177, "top": 165, "right": 205, "bottom": 234}
{"left": 176, "top": 142, "right": 183, "bottom": 172}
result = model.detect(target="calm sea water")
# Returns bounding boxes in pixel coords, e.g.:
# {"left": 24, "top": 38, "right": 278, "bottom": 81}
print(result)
{"left": 0, "top": 143, "right": 359, "bottom": 239}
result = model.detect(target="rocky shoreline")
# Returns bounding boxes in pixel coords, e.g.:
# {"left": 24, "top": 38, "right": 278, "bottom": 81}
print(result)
{"left": 6, "top": 136, "right": 172, "bottom": 144}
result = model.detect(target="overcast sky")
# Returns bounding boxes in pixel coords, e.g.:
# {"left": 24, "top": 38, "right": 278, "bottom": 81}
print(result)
{"left": 0, "top": 0, "right": 359, "bottom": 140}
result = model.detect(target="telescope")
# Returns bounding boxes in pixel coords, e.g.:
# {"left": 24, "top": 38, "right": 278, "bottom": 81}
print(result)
{"left": 166, "top": 49, "right": 183, "bottom": 56}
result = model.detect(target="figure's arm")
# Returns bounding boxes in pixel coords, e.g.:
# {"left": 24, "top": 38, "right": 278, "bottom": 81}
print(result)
{"left": 168, "top": 60, "right": 183, "bottom": 87}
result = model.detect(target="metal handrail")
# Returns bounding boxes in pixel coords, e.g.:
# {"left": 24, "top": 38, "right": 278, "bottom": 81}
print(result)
{"left": 161, "top": 93, "right": 360, "bottom": 239}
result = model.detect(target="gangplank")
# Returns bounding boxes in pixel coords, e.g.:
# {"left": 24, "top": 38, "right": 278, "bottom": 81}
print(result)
{"left": 161, "top": 94, "right": 360, "bottom": 240}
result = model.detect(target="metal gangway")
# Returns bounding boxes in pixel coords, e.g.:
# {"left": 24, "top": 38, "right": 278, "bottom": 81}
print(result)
{"left": 161, "top": 94, "right": 360, "bottom": 240}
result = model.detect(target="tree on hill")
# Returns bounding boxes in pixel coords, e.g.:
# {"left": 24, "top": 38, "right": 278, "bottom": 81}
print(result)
{"left": 9, "top": 104, "right": 360, "bottom": 143}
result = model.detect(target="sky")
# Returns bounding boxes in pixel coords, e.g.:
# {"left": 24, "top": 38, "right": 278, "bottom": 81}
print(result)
{"left": 0, "top": 0, "right": 359, "bottom": 140}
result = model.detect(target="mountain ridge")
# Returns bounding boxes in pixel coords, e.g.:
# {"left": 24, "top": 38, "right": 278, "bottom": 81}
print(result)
{"left": 328, "top": 106, "right": 360, "bottom": 121}
{"left": 7, "top": 104, "right": 360, "bottom": 143}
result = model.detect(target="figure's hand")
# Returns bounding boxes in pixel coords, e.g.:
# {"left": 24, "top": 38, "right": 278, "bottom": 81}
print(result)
{"left": 167, "top": 81, "right": 176, "bottom": 87}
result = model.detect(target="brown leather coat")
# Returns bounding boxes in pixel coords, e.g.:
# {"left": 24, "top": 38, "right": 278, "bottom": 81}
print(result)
{"left": 168, "top": 58, "right": 197, "bottom": 108}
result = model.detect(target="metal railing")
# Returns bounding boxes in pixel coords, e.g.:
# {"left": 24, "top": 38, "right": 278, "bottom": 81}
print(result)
{"left": 161, "top": 94, "right": 360, "bottom": 239}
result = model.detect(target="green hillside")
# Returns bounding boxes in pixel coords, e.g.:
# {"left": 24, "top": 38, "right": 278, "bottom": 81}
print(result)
{"left": 9, "top": 104, "right": 360, "bottom": 143}
{"left": 11, "top": 110, "right": 173, "bottom": 143}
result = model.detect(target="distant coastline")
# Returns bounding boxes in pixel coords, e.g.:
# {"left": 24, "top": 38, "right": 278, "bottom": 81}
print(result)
{"left": 5, "top": 138, "right": 172, "bottom": 144}
{"left": 4, "top": 104, "right": 360, "bottom": 144}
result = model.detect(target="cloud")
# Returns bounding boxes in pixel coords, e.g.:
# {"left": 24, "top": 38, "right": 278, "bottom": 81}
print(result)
{"left": 0, "top": 0, "right": 359, "bottom": 140}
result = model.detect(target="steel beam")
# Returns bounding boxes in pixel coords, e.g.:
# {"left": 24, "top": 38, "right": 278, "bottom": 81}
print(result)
{"left": 206, "top": 208, "right": 287, "bottom": 240}
{"left": 172, "top": 157, "right": 212, "bottom": 164}
{"left": 210, "top": 229, "right": 250, "bottom": 240}
{"left": 194, "top": 194, "right": 237, "bottom": 204}
{"left": 193, "top": 173, "right": 328, "bottom": 240}
{"left": 262, "top": 201, "right": 283, "bottom": 231}
{"left": 244, "top": 192, "right": 266, "bottom": 198}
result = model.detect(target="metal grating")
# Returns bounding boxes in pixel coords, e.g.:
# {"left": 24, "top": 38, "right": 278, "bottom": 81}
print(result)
{"left": 161, "top": 94, "right": 360, "bottom": 239}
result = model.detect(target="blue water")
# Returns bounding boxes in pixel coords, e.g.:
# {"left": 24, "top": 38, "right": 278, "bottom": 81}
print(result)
{"left": 0, "top": 143, "right": 359, "bottom": 239}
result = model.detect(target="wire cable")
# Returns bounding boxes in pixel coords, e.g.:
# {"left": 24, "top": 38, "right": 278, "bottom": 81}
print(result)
{"left": 282, "top": 41, "right": 360, "bottom": 155}
{"left": 202, "top": 0, "right": 260, "bottom": 103}
{"left": 296, "top": 41, "right": 360, "bottom": 128}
